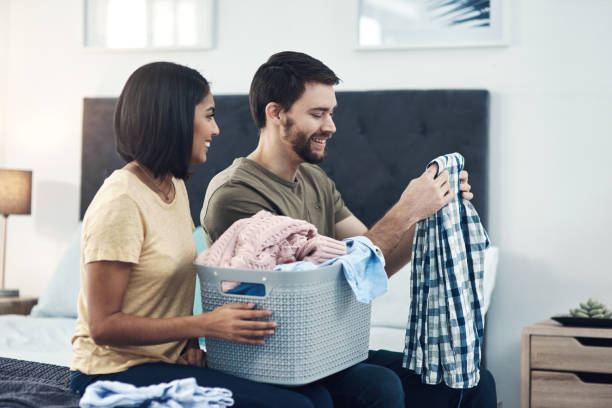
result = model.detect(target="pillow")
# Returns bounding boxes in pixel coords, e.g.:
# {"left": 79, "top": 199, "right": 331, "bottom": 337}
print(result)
{"left": 192, "top": 226, "right": 207, "bottom": 348}
{"left": 30, "top": 224, "right": 82, "bottom": 318}
{"left": 192, "top": 226, "right": 206, "bottom": 316}
{"left": 482, "top": 245, "right": 499, "bottom": 314}
{"left": 370, "top": 245, "right": 500, "bottom": 329}
{"left": 32, "top": 224, "right": 208, "bottom": 319}
{"left": 193, "top": 225, "right": 207, "bottom": 255}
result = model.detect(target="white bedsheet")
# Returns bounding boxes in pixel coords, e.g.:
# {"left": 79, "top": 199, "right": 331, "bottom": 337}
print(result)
{"left": 0, "top": 315, "right": 76, "bottom": 367}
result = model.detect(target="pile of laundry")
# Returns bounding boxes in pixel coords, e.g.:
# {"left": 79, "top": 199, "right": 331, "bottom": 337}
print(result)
{"left": 195, "top": 210, "right": 388, "bottom": 303}
{"left": 80, "top": 377, "right": 233, "bottom": 408}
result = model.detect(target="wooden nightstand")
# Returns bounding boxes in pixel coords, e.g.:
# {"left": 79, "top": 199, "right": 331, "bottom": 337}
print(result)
{"left": 521, "top": 320, "right": 612, "bottom": 408}
{"left": 0, "top": 297, "right": 38, "bottom": 315}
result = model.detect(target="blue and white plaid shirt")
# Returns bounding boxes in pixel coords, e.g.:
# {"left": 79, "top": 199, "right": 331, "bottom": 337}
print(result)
{"left": 402, "top": 153, "right": 489, "bottom": 389}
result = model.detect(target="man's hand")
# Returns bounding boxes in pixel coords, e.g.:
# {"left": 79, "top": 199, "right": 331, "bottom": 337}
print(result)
{"left": 398, "top": 164, "right": 454, "bottom": 223}
{"left": 177, "top": 338, "right": 206, "bottom": 367}
{"left": 459, "top": 170, "right": 473, "bottom": 200}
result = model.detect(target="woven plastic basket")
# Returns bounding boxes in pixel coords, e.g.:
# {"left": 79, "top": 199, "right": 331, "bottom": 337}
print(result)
{"left": 196, "top": 263, "right": 371, "bottom": 386}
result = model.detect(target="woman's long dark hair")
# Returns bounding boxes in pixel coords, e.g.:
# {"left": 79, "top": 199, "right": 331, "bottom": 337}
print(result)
{"left": 114, "top": 62, "right": 210, "bottom": 179}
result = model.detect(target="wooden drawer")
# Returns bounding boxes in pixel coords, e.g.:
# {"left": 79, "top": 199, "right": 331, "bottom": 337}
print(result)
{"left": 531, "top": 370, "right": 612, "bottom": 408}
{"left": 531, "top": 336, "right": 612, "bottom": 374}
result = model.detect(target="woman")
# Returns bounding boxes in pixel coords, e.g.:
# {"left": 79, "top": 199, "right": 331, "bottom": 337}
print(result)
{"left": 70, "top": 62, "right": 332, "bottom": 408}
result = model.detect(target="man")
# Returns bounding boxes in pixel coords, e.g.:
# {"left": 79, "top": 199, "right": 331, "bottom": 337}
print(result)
{"left": 201, "top": 51, "right": 497, "bottom": 408}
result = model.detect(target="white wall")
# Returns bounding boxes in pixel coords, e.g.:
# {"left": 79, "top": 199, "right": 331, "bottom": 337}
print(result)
{"left": 0, "top": 0, "right": 9, "bottom": 165}
{"left": 3, "top": 1, "right": 612, "bottom": 407}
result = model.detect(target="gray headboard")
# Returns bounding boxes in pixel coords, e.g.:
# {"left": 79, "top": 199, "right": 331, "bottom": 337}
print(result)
{"left": 80, "top": 90, "right": 489, "bottom": 228}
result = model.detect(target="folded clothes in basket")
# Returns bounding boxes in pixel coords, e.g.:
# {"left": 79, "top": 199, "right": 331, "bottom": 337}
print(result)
{"left": 227, "top": 236, "right": 388, "bottom": 303}
{"left": 195, "top": 210, "right": 346, "bottom": 292}
{"left": 196, "top": 211, "right": 388, "bottom": 303}
{"left": 275, "top": 236, "right": 388, "bottom": 303}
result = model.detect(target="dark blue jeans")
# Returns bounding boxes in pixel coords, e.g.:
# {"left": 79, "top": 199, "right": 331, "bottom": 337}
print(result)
{"left": 71, "top": 363, "right": 332, "bottom": 408}
{"left": 72, "top": 350, "right": 496, "bottom": 408}
{"left": 317, "top": 355, "right": 405, "bottom": 408}
{"left": 71, "top": 361, "right": 402, "bottom": 408}
{"left": 359, "top": 350, "right": 498, "bottom": 408}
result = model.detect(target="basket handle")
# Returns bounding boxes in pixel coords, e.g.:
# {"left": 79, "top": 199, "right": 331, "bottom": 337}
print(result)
{"left": 195, "top": 263, "right": 345, "bottom": 300}
{"left": 195, "top": 264, "right": 271, "bottom": 299}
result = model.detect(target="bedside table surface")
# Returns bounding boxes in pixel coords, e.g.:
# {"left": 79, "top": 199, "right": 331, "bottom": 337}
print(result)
{"left": 523, "top": 319, "right": 612, "bottom": 339}
{"left": 0, "top": 296, "right": 37, "bottom": 302}
{"left": 0, "top": 297, "right": 38, "bottom": 315}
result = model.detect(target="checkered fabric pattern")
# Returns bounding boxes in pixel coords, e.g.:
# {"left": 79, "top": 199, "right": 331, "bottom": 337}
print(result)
{"left": 402, "top": 152, "right": 489, "bottom": 389}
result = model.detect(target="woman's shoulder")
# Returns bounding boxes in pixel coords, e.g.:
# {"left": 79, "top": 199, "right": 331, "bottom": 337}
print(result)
{"left": 102, "top": 168, "right": 167, "bottom": 199}
{"left": 84, "top": 170, "right": 141, "bottom": 217}
{"left": 102, "top": 168, "right": 134, "bottom": 190}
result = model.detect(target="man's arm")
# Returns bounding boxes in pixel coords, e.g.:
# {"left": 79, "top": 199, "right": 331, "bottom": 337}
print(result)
{"left": 335, "top": 164, "right": 452, "bottom": 278}
{"left": 334, "top": 215, "right": 368, "bottom": 239}
{"left": 335, "top": 215, "right": 413, "bottom": 277}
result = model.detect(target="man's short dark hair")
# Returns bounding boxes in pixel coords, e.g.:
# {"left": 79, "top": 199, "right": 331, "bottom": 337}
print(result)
{"left": 115, "top": 61, "right": 210, "bottom": 179}
{"left": 249, "top": 51, "right": 340, "bottom": 129}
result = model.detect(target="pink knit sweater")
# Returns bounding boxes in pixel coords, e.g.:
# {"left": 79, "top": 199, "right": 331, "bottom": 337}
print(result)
{"left": 196, "top": 211, "right": 346, "bottom": 291}
{"left": 196, "top": 210, "right": 319, "bottom": 269}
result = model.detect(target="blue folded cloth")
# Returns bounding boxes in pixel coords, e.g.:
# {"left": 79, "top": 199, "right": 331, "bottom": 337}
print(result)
{"left": 274, "top": 236, "right": 388, "bottom": 303}
{"left": 79, "top": 377, "right": 234, "bottom": 408}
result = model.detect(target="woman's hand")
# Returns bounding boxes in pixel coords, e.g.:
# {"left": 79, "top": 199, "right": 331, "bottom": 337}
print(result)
{"left": 86, "top": 263, "right": 275, "bottom": 347}
{"left": 200, "top": 303, "right": 276, "bottom": 345}
{"left": 177, "top": 338, "right": 206, "bottom": 367}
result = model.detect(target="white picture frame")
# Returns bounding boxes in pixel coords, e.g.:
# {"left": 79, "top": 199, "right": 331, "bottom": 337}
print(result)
{"left": 83, "top": 0, "right": 216, "bottom": 51}
{"left": 357, "top": 0, "right": 508, "bottom": 50}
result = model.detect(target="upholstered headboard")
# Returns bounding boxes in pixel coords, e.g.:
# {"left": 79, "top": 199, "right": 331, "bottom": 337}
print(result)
{"left": 80, "top": 90, "right": 489, "bottom": 228}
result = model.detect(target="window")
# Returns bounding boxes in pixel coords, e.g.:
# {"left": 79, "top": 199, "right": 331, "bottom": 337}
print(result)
{"left": 84, "top": 0, "right": 215, "bottom": 50}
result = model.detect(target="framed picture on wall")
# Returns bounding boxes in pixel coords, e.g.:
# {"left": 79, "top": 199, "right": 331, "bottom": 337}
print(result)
{"left": 357, "top": 0, "right": 507, "bottom": 49}
{"left": 84, "top": 0, "right": 216, "bottom": 51}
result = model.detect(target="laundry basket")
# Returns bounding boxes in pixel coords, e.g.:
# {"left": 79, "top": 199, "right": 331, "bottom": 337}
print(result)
{"left": 196, "top": 263, "right": 371, "bottom": 386}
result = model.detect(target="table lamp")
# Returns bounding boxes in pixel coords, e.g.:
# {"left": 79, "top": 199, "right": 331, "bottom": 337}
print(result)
{"left": 0, "top": 169, "right": 32, "bottom": 297}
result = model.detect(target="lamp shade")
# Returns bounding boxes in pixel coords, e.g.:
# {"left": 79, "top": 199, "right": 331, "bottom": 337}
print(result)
{"left": 0, "top": 169, "right": 32, "bottom": 215}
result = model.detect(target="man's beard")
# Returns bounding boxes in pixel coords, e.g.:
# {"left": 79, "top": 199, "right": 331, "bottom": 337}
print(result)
{"left": 283, "top": 118, "right": 328, "bottom": 164}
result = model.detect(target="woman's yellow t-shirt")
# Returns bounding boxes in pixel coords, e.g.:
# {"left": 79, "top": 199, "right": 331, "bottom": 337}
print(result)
{"left": 71, "top": 169, "right": 196, "bottom": 375}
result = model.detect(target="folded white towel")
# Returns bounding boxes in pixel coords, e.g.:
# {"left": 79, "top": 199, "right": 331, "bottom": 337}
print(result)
{"left": 79, "top": 377, "right": 233, "bottom": 408}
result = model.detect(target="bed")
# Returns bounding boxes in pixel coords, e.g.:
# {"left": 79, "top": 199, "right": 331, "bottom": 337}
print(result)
{"left": 0, "top": 89, "right": 497, "bottom": 405}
